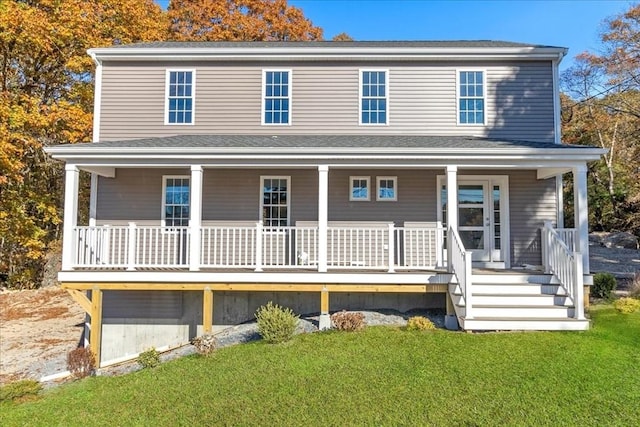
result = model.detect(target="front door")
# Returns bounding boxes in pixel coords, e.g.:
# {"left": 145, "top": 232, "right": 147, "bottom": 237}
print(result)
{"left": 458, "top": 182, "right": 491, "bottom": 262}
{"left": 439, "top": 176, "right": 508, "bottom": 267}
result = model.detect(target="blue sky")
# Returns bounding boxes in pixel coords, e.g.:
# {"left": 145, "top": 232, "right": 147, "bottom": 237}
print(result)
{"left": 155, "top": 0, "right": 632, "bottom": 70}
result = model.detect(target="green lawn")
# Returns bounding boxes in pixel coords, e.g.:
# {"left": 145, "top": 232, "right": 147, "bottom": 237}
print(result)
{"left": 2, "top": 306, "right": 639, "bottom": 426}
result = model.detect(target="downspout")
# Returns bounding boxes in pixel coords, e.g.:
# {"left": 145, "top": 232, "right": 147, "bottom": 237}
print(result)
{"left": 553, "top": 50, "right": 568, "bottom": 227}
{"left": 88, "top": 51, "right": 102, "bottom": 227}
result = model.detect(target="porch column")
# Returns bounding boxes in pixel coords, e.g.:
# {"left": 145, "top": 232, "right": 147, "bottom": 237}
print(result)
{"left": 573, "top": 164, "right": 590, "bottom": 273}
{"left": 189, "top": 165, "right": 203, "bottom": 271}
{"left": 556, "top": 174, "right": 564, "bottom": 228}
{"left": 446, "top": 165, "right": 458, "bottom": 272}
{"left": 318, "top": 165, "right": 329, "bottom": 272}
{"left": 62, "top": 164, "right": 80, "bottom": 270}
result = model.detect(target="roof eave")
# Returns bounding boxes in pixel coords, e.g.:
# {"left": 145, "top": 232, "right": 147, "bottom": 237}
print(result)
{"left": 87, "top": 46, "right": 568, "bottom": 62}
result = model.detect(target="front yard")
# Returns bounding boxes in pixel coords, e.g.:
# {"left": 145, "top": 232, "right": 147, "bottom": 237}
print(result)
{"left": 2, "top": 305, "right": 639, "bottom": 426}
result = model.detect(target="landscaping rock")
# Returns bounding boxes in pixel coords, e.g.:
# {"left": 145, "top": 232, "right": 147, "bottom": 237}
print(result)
{"left": 603, "top": 232, "right": 639, "bottom": 250}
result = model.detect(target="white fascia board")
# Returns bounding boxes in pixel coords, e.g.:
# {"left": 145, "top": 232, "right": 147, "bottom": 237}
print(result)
{"left": 87, "top": 46, "right": 567, "bottom": 62}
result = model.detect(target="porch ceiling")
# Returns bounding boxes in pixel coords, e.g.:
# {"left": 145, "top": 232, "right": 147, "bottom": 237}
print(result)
{"left": 46, "top": 134, "right": 606, "bottom": 169}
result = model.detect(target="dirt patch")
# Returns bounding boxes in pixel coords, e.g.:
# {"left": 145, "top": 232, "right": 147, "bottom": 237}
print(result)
{"left": 0, "top": 288, "right": 84, "bottom": 385}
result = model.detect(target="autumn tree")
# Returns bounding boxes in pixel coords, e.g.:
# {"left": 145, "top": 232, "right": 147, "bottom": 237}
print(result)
{"left": 561, "top": 4, "right": 640, "bottom": 237}
{"left": 0, "top": 0, "right": 168, "bottom": 288}
{"left": 167, "top": 0, "right": 323, "bottom": 41}
{"left": 332, "top": 32, "right": 354, "bottom": 41}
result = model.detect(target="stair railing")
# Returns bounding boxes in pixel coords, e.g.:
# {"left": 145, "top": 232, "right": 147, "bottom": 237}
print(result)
{"left": 448, "top": 227, "right": 473, "bottom": 319}
{"left": 542, "top": 222, "right": 584, "bottom": 320}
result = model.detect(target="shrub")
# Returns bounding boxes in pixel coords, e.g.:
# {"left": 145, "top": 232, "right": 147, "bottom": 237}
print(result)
{"left": 406, "top": 316, "right": 436, "bottom": 331}
{"left": 592, "top": 272, "right": 617, "bottom": 299}
{"left": 138, "top": 348, "right": 160, "bottom": 369}
{"left": 614, "top": 297, "right": 640, "bottom": 314}
{"left": 255, "top": 302, "right": 298, "bottom": 344}
{"left": 331, "top": 310, "right": 365, "bottom": 332}
{"left": 0, "top": 380, "right": 42, "bottom": 402}
{"left": 192, "top": 334, "right": 216, "bottom": 356}
{"left": 67, "top": 347, "right": 96, "bottom": 379}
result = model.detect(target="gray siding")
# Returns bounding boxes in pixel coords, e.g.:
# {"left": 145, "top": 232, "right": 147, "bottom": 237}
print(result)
{"left": 99, "top": 60, "right": 554, "bottom": 142}
{"left": 508, "top": 170, "right": 557, "bottom": 266}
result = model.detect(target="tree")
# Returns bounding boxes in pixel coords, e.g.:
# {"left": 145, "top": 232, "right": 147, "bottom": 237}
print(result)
{"left": 332, "top": 32, "right": 354, "bottom": 41}
{"left": 167, "top": 0, "right": 323, "bottom": 41}
{"left": 561, "top": 4, "right": 640, "bottom": 237}
{"left": 0, "top": 0, "right": 168, "bottom": 287}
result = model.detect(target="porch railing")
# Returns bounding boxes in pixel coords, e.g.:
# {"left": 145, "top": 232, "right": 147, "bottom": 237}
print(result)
{"left": 72, "top": 223, "right": 444, "bottom": 271}
{"left": 448, "top": 227, "right": 473, "bottom": 319}
{"left": 542, "top": 222, "right": 584, "bottom": 319}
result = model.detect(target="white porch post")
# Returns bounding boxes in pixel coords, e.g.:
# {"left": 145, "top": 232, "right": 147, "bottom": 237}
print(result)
{"left": 573, "top": 164, "right": 590, "bottom": 273}
{"left": 318, "top": 165, "right": 329, "bottom": 273}
{"left": 446, "top": 165, "right": 458, "bottom": 272}
{"left": 556, "top": 174, "right": 564, "bottom": 229}
{"left": 62, "top": 164, "right": 80, "bottom": 270}
{"left": 189, "top": 165, "right": 203, "bottom": 271}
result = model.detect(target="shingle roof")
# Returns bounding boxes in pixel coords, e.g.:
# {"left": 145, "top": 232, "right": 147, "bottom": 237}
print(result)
{"left": 68, "top": 135, "right": 590, "bottom": 150}
{"left": 112, "top": 40, "right": 562, "bottom": 49}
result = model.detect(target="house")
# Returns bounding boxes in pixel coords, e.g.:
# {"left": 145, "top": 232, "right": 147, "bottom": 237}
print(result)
{"left": 46, "top": 41, "right": 605, "bottom": 366}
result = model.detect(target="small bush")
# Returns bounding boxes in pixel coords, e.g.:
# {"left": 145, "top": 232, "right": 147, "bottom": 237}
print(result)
{"left": 0, "top": 380, "right": 42, "bottom": 402}
{"left": 629, "top": 272, "right": 640, "bottom": 299}
{"left": 138, "top": 348, "right": 160, "bottom": 369}
{"left": 192, "top": 334, "right": 216, "bottom": 356}
{"left": 592, "top": 272, "right": 617, "bottom": 299}
{"left": 331, "top": 310, "right": 365, "bottom": 332}
{"left": 614, "top": 297, "right": 640, "bottom": 314}
{"left": 255, "top": 302, "right": 298, "bottom": 344}
{"left": 406, "top": 316, "right": 436, "bottom": 331}
{"left": 67, "top": 347, "right": 96, "bottom": 379}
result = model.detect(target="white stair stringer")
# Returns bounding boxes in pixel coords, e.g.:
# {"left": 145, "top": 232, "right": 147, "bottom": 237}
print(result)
{"left": 450, "top": 274, "right": 590, "bottom": 331}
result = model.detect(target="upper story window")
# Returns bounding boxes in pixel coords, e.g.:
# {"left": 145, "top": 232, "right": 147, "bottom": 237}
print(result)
{"left": 458, "top": 70, "right": 485, "bottom": 125}
{"left": 163, "top": 176, "right": 190, "bottom": 227}
{"left": 165, "top": 70, "right": 195, "bottom": 125}
{"left": 263, "top": 70, "right": 291, "bottom": 125}
{"left": 360, "top": 70, "right": 388, "bottom": 125}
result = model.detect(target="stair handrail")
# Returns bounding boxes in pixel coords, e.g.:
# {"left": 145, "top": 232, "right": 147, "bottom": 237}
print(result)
{"left": 542, "top": 222, "right": 584, "bottom": 320}
{"left": 448, "top": 227, "right": 473, "bottom": 319}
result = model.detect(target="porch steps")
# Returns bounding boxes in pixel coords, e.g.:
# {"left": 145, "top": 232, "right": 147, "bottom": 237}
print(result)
{"left": 450, "top": 275, "right": 590, "bottom": 331}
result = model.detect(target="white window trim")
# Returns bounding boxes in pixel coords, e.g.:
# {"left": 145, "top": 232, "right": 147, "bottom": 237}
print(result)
{"left": 376, "top": 176, "right": 397, "bottom": 201}
{"left": 164, "top": 69, "right": 196, "bottom": 125}
{"left": 261, "top": 69, "right": 293, "bottom": 126}
{"left": 436, "top": 175, "right": 510, "bottom": 268}
{"left": 359, "top": 69, "right": 390, "bottom": 126}
{"left": 456, "top": 68, "right": 487, "bottom": 126}
{"left": 162, "top": 175, "right": 190, "bottom": 228}
{"left": 349, "top": 176, "right": 370, "bottom": 201}
{"left": 259, "top": 176, "right": 291, "bottom": 227}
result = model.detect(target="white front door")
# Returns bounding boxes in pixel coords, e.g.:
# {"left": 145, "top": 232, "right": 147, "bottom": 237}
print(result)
{"left": 439, "top": 176, "right": 509, "bottom": 268}
{"left": 458, "top": 181, "right": 491, "bottom": 262}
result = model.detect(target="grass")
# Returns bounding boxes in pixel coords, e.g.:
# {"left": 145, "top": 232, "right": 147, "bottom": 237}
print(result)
{"left": 2, "top": 305, "right": 639, "bottom": 426}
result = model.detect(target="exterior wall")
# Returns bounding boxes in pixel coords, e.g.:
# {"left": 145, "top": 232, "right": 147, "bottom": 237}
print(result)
{"left": 99, "top": 289, "right": 444, "bottom": 363}
{"left": 98, "top": 60, "right": 554, "bottom": 142}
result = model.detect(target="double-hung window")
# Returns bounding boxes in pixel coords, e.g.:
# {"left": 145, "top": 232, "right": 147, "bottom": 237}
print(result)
{"left": 261, "top": 177, "right": 290, "bottom": 227}
{"left": 163, "top": 176, "right": 190, "bottom": 227}
{"left": 377, "top": 176, "right": 397, "bottom": 201}
{"left": 350, "top": 176, "right": 370, "bottom": 201}
{"left": 458, "top": 70, "right": 485, "bottom": 125}
{"left": 360, "top": 70, "right": 388, "bottom": 125}
{"left": 263, "top": 70, "right": 291, "bottom": 125}
{"left": 165, "top": 70, "right": 195, "bottom": 125}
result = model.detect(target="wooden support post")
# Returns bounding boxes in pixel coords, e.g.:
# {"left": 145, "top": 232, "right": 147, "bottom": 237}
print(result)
{"left": 67, "top": 289, "right": 92, "bottom": 314}
{"left": 90, "top": 288, "right": 103, "bottom": 366}
{"left": 444, "top": 291, "right": 459, "bottom": 331}
{"left": 319, "top": 287, "right": 330, "bottom": 330}
{"left": 203, "top": 287, "right": 213, "bottom": 334}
